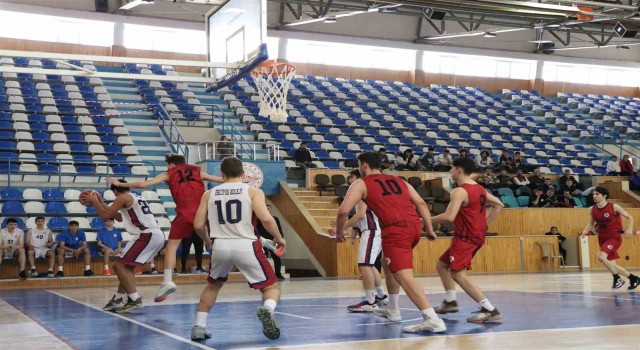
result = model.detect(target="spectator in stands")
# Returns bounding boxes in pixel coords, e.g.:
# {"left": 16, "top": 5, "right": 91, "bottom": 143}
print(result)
{"left": 96, "top": 218, "right": 124, "bottom": 276}
{"left": 620, "top": 155, "right": 634, "bottom": 176}
{"left": 513, "top": 169, "right": 532, "bottom": 196}
{"left": 295, "top": 142, "right": 316, "bottom": 169}
{"left": 477, "top": 168, "right": 499, "bottom": 192}
{"left": 180, "top": 232, "right": 205, "bottom": 274}
{"left": 419, "top": 147, "right": 435, "bottom": 171}
{"left": 1, "top": 218, "right": 27, "bottom": 280}
{"left": 456, "top": 149, "right": 471, "bottom": 161}
{"left": 378, "top": 148, "right": 391, "bottom": 170}
{"left": 497, "top": 169, "right": 514, "bottom": 189}
{"left": 474, "top": 150, "right": 493, "bottom": 171}
{"left": 382, "top": 163, "right": 397, "bottom": 175}
{"left": 528, "top": 168, "right": 545, "bottom": 190}
{"left": 395, "top": 149, "right": 420, "bottom": 171}
{"left": 434, "top": 149, "right": 453, "bottom": 171}
{"left": 631, "top": 170, "right": 640, "bottom": 192}
{"left": 543, "top": 178, "right": 558, "bottom": 192}
{"left": 559, "top": 169, "right": 580, "bottom": 189}
{"left": 256, "top": 204, "right": 285, "bottom": 280}
{"left": 55, "top": 220, "right": 95, "bottom": 277}
{"left": 606, "top": 155, "right": 621, "bottom": 175}
{"left": 560, "top": 179, "right": 582, "bottom": 197}
{"left": 511, "top": 151, "right": 526, "bottom": 173}
{"left": 554, "top": 190, "right": 575, "bottom": 208}
{"left": 495, "top": 149, "right": 513, "bottom": 171}
{"left": 216, "top": 135, "right": 233, "bottom": 160}
{"left": 529, "top": 188, "right": 550, "bottom": 208}
{"left": 545, "top": 226, "right": 567, "bottom": 265}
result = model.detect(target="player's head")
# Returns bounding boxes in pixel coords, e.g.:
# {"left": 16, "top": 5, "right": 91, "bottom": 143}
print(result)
{"left": 378, "top": 147, "right": 386, "bottom": 154}
{"left": 357, "top": 152, "right": 382, "bottom": 176}
{"left": 592, "top": 186, "right": 609, "bottom": 203}
{"left": 550, "top": 226, "right": 558, "bottom": 233}
{"left": 450, "top": 157, "right": 475, "bottom": 182}
{"left": 110, "top": 179, "right": 130, "bottom": 195}
{"left": 611, "top": 155, "right": 618, "bottom": 161}
{"left": 104, "top": 218, "right": 115, "bottom": 228}
{"left": 35, "top": 216, "right": 45, "bottom": 228}
{"left": 68, "top": 220, "right": 79, "bottom": 233}
{"left": 347, "top": 169, "right": 361, "bottom": 184}
{"left": 6, "top": 218, "right": 17, "bottom": 230}
{"left": 165, "top": 153, "right": 186, "bottom": 168}
{"left": 563, "top": 190, "right": 572, "bottom": 198}
{"left": 623, "top": 154, "right": 629, "bottom": 160}
{"left": 220, "top": 157, "right": 244, "bottom": 179}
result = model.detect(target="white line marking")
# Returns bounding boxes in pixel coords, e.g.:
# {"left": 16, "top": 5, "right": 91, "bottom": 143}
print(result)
{"left": 46, "top": 290, "right": 215, "bottom": 350}
{"left": 546, "top": 292, "right": 640, "bottom": 301}
{"left": 273, "top": 311, "right": 312, "bottom": 320}
{"left": 357, "top": 317, "right": 423, "bottom": 326}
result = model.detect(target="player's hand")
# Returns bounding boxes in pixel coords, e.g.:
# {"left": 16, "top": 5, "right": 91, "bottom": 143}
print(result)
{"left": 425, "top": 229, "right": 437, "bottom": 241}
{"left": 273, "top": 237, "right": 286, "bottom": 249}
{"left": 335, "top": 232, "right": 346, "bottom": 243}
{"left": 581, "top": 231, "right": 588, "bottom": 238}
{"left": 106, "top": 177, "right": 120, "bottom": 186}
{"left": 204, "top": 237, "right": 213, "bottom": 252}
{"left": 327, "top": 227, "right": 336, "bottom": 236}
{"left": 623, "top": 230, "right": 633, "bottom": 239}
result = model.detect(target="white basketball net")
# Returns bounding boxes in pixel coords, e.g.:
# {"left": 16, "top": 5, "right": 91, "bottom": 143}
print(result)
{"left": 252, "top": 63, "right": 296, "bottom": 123}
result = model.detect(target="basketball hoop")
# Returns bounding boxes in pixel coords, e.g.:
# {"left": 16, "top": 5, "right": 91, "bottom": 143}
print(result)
{"left": 251, "top": 62, "right": 296, "bottom": 123}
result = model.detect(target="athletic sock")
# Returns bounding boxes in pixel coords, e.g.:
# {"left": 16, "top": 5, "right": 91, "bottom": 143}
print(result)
{"left": 129, "top": 292, "right": 140, "bottom": 301}
{"left": 614, "top": 274, "right": 621, "bottom": 280}
{"left": 195, "top": 311, "right": 208, "bottom": 328}
{"left": 263, "top": 299, "right": 277, "bottom": 312}
{"left": 365, "top": 290, "right": 375, "bottom": 304}
{"left": 375, "top": 286, "right": 386, "bottom": 298}
{"left": 163, "top": 269, "right": 172, "bottom": 284}
{"left": 115, "top": 293, "right": 126, "bottom": 300}
{"left": 420, "top": 307, "right": 439, "bottom": 321}
{"left": 388, "top": 294, "right": 400, "bottom": 311}
{"left": 150, "top": 262, "right": 156, "bottom": 268}
{"left": 85, "top": 265, "right": 90, "bottom": 271}
{"left": 58, "top": 266, "right": 63, "bottom": 272}
{"left": 629, "top": 274, "right": 637, "bottom": 280}
{"left": 31, "top": 266, "right": 36, "bottom": 270}
{"left": 479, "top": 299, "right": 495, "bottom": 312}
{"left": 445, "top": 289, "right": 457, "bottom": 302}
{"left": 104, "top": 264, "right": 109, "bottom": 270}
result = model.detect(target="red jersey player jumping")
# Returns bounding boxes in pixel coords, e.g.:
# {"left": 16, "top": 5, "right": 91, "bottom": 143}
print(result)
{"left": 581, "top": 186, "right": 638, "bottom": 290}
{"left": 109, "top": 154, "right": 227, "bottom": 302}
{"left": 431, "top": 157, "right": 504, "bottom": 323}
{"left": 335, "top": 152, "right": 447, "bottom": 334}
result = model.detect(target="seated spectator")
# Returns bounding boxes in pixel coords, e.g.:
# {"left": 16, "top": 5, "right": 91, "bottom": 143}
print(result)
{"left": 477, "top": 168, "right": 499, "bottom": 192}
{"left": 382, "top": 163, "right": 397, "bottom": 175}
{"left": 420, "top": 147, "right": 435, "bottom": 171}
{"left": 559, "top": 169, "right": 580, "bottom": 189}
{"left": 606, "top": 155, "right": 621, "bottom": 175}
{"left": 513, "top": 169, "right": 533, "bottom": 196}
{"left": 216, "top": 135, "right": 234, "bottom": 160}
{"left": 494, "top": 149, "right": 513, "bottom": 171}
{"left": 511, "top": 151, "right": 526, "bottom": 173}
{"left": 96, "top": 218, "right": 124, "bottom": 276}
{"left": 545, "top": 226, "right": 567, "bottom": 265}
{"left": 434, "top": 149, "right": 453, "bottom": 171}
{"left": 497, "top": 169, "right": 514, "bottom": 189}
{"left": 295, "top": 142, "right": 317, "bottom": 169}
{"left": 26, "top": 216, "right": 55, "bottom": 278}
{"left": 620, "top": 155, "right": 633, "bottom": 176}
{"left": 528, "top": 168, "right": 545, "bottom": 190}
{"left": 180, "top": 232, "right": 205, "bottom": 274}
{"left": 456, "top": 149, "right": 471, "bottom": 161}
{"left": 529, "top": 188, "right": 551, "bottom": 208}
{"left": 395, "top": 149, "right": 420, "bottom": 171}
{"left": 543, "top": 178, "right": 558, "bottom": 191}
{"left": 56, "top": 220, "right": 95, "bottom": 277}
{"left": 1, "top": 218, "right": 27, "bottom": 280}
{"left": 378, "top": 148, "right": 391, "bottom": 170}
{"left": 631, "top": 170, "right": 640, "bottom": 192}
{"left": 553, "top": 190, "right": 575, "bottom": 208}
{"left": 475, "top": 150, "right": 493, "bottom": 171}
{"left": 560, "top": 179, "right": 582, "bottom": 197}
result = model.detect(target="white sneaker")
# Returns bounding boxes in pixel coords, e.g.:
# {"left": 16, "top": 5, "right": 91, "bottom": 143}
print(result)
{"left": 402, "top": 318, "right": 447, "bottom": 333}
{"left": 372, "top": 307, "right": 402, "bottom": 322}
{"left": 154, "top": 281, "right": 177, "bottom": 302}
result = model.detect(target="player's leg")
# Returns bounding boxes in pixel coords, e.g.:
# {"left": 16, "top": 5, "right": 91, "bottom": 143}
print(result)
{"left": 101, "top": 248, "right": 111, "bottom": 275}
{"left": 28, "top": 249, "right": 37, "bottom": 277}
{"left": 155, "top": 238, "right": 180, "bottom": 301}
{"left": 451, "top": 269, "right": 501, "bottom": 323}
{"left": 17, "top": 248, "right": 27, "bottom": 279}
{"left": 597, "top": 240, "right": 626, "bottom": 289}
{"left": 371, "top": 264, "right": 388, "bottom": 305}
{"left": 111, "top": 260, "right": 143, "bottom": 313}
{"left": 55, "top": 247, "right": 65, "bottom": 277}
{"left": 434, "top": 259, "right": 459, "bottom": 314}
{"left": 393, "top": 268, "right": 447, "bottom": 333}
{"left": 103, "top": 261, "right": 127, "bottom": 312}
{"left": 46, "top": 250, "right": 55, "bottom": 277}
{"left": 349, "top": 230, "right": 380, "bottom": 312}
{"left": 81, "top": 246, "right": 95, "bottom": 276}
{"left": 180, "top": 236, "right": 193, "bottom": 273}
{"left": 192, "top": 281, "right": 224, "bottom": 340}
{"left": 257, "top": 284, "right": 281, "bottom": 340}
{"left": 372, "top": 255, "right": 403, "bottom": 321}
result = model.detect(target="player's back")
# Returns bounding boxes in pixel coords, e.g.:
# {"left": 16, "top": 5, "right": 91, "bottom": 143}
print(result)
{"left": 167, "top": 164, "right": 205, "bottom": 214}
{"left": 454, "top": 183, "right": 488, "bottom": 245}
{"left": 592, "top": 203, "right": 623, "bottom": 237}
{"left": 119, "top": 193, "right": 160, "bottom": 235}
{"left": 361, "top": 174, "right": 420, "bottom": 228}
{"left": 207, "top": 182, "right": 255, "bottom": 239}
{"left": 29, "top": 228, "right": 51, "bottom": 248}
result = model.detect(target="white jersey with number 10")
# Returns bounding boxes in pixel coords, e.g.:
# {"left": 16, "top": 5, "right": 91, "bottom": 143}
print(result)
{"left": 207, "top": 183, "right": 256, "bottom": 240}
{"left": 119, "top": 193, "right": 159, "bottom": 236}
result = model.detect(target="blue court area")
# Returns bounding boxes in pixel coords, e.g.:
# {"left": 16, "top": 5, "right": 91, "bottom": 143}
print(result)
{"left": 1, "top": 289, "right": 640, "bottom": 349}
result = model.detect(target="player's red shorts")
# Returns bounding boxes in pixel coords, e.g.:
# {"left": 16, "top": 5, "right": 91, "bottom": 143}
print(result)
{"left": 381, "top": 225, "right": 421, "bottom": 273}
{"left": 598, "top": 236, "right": 622, "bottom": 261}
{"left": 439, "top": 238, "right": 483, "bottom": 271}
{"left": 169, "top": 213, "right": 195, "bottom": 239}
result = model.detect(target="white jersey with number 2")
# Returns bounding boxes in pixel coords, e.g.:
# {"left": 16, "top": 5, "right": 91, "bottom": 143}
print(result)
{"left": 207, "top": 183, "right": 256, "bottom": 240}
{"left": 119, "top": 193, "right": 159, "bottom": 236}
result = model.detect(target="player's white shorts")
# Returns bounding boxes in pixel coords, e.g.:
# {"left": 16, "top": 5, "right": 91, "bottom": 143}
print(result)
{"left": 358, "top": 229, "right": 382, "bottom": 266}
{"left": 33, "top": 248, "right": 51, "bottom": 259}
{"left": 208, "top": 239, "right": 277, "bottom": 289}
{"left": 117, "top": 229, "right": 165, "bottom": 267}
{"left": 2, "top": 249, "right": 18, "bottom": 259}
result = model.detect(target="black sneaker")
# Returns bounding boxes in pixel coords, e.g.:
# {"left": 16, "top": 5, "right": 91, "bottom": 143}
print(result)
{"left": 116, "top": 297, "right": 144, "bottom": 314}
{"left": 56, "top": 271, "right": 64, "bottom": 278}
{"left": 30, "top": 268, "right": 39, "bottom": 277}
{"left": 180, "top": 269, "right": 187, "bottom": 274}
{"left": 434, "top": 299, "right": 459, "bottom": 314}
{"left": 195, "top": 267, "right": 206, "bottom": 273}
{"left": 19, "top": 270, "right": 27, "bottom": 280}
{"left": 84, "top": 269, "right": 96, "bottom": 277}
{"left": 628, "top": 275, "right": 640, "bottom": 290}
{"left": 151, "top": 268, "right": 158, "bottom": 275}
{"left": 613, "top": 277, "right": 626, "bottom": 290}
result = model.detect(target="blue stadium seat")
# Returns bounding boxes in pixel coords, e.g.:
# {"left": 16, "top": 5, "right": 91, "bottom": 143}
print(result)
{"left": 105, "top": 145, "right": 122, "bottom": 154}
{"left": 45, "top": 202, "right": 67, "bottom": 214}
{"left": 35, "top": 142, "right": 53, "bottom": 152}
{"left": 70, "top": 144, "right": 89, "bottom": 153}
{"left": 2, "top": 201, "right": 25, "bottom": 214}
{"left": 113, "top": 166, "right": 131, "bottom": 176}
{"left": 39, "top": 164, "right": 58, "bottom": 174}
{"left": 48, "top": 217, "right": 68, "bottom": 230}
{"left": 91, "top": 217, "right": 106, "bottom": 229}
{"left": 517, "top": 196, "right": 530, "bottom": 207}
{"left": 37, "top": 153, "right": 56, "bottom": 163}
{"left": 42, "top": 188, "right": 64, "bottom": 200}
{"left": 76, "top": 165, "right": 95, "bottom": 174}
{"left": 67, "top": 134, "right": 86, "bottom": 143}
{"left": 0, "top": 188, "right": 22, "bottom": 200}
{"left": 1, "top": 217, "right": 26, "bottom": 229}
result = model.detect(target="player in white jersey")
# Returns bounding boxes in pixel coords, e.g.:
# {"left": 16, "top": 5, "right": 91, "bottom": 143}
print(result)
{"left": 0, "top": 218, "right": 27, "bottom": 280}
{"left": 86, "top": 180, "right": 165, "bottom": 314}
{"left": 26, "top": 216, "right": 55, "bottom": 278}
{"left": 329, "top": 170, "right": 387, "bottom": 312}
{"left": 190, "top": 157, "right": 286, "bottom": 342}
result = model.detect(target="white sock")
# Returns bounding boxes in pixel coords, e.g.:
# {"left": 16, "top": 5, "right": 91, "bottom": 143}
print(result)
{"left": 31, "top": 266, "right": 36, "bottom": 270}
{"left": 85, "top": 265, "right": 90, "bottom": 271}
{"left": 388, "top": 294, "right": 400, "bottom": 311}
{"left": 195, "top": 311, "right": 208, "bottom": 328}
{"left": 375, "top": 286, "right": 386, "bottom": 298}
{"left": 129, "top": 292, "right": 140, "bottom": 301}
{"left": 163, "top": 269, "right": 172, "bottom": 284}
{"left": 445, "top": 290, "right": 457, "bottom": 302}
{"left": 365, "top": 290, "right": 375, "bottom": 304}
{"left": 104, "top": 264, "right": 109, "bottom": 270}
{"left": 150, "top": 263, "right": 155, "bottom": 268}
{"left": 115, "top": 293, "right": 126, "bottom": 300}
{"left": 263, "top": 299, "right": 277, "bottom": 312}
{"left": 479, "top": 299, "right": 495, "bottom": 312}
{"left": 58, "top": 266, "right": 63, "bottom": 272}
{"left": 421, "top": 307, "right": 439, "bottom": 321}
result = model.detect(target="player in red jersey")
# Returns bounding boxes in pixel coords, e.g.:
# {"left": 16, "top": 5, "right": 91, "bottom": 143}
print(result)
{"left": 430, "top": 157, "right": 504, "bottom": 323}
{"left": 108, "top": 154, "right": 227, "bottom": 302}
{"left": 581, "top": 186, "right": 638, "bottom": 290}
{"left": 335, "top": 152, "right": 446, "bottom": 334}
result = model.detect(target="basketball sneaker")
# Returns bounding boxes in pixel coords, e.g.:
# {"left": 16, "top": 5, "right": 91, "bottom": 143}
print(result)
{"left": 18, "top": 270, "right": 27, "bottom": 280}
{"left": 55, "top": 271, "right": 64, "bottom": 278}
{"left": 191, "top": 325, "right": 212, "bottom": 341}
{"left": 375, "top": 295, "right": 389, "bottom": 307}
{"left": 466, "top": 307, "right": 502, "bottom": 323}
{"left": 612, "top": 277, "right": 625, "bottom": 290}
{"left": 347, "top": 300, "right": 378, "bottom": 312}
{"left": 257, "top": 306, "right": 280, "bottom": 340}
{"left": 402, "top": 318, "right": 447, "bottom": 333}
{"left": 150, "top": 268, "right": 159, "bottom": 275}
{"left": 154, "top": 281, "right": 177, "bottom": 302}
{"left": 46, "top": 270, "right": 54, "bottom": 278}
{"left": 195, "top": 267, "right": 207, "bottom": 273}
{"left": 116, "top": 297, "right": 144, "bottom": 314}
{"left": 628, "top": 275, "right": 640, "bottom": 290}
{"left": 104, "top": 268, "right": 111, "bottom": 276}
{"left": 434, "top": 299, "right": 459, "bottom": 314}
{"left": 103, "top": 296, "right": 125, "bottom": 312}
{"left": 30, "top": 269, "right": 39, "bottom": 277}
{"left": 372, "top": 307, "right": 402, "bottom": 322}
{"left": 84, "top": 269, "right": 96, "bottom": 277}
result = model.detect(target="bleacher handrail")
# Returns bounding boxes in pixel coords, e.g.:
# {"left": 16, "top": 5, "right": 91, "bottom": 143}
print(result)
{"left": 195, "top": 140, "right": 280, "bottom": 162}
{"left": 153, "top": 104, "right": 190, "bottom": 160}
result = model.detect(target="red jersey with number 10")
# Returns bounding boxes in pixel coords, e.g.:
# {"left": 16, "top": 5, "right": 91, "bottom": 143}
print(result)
{"left": 592, "top": 203, "right": 623, "bottom": 239}
{"left": 454, "top": 183, "right": 488, "bottom": 245}
{"left": 167, "top": 164, "right": 205, "bottom": 218}
{"left": 361, "top": 174, "right": 420, "bottom": 229}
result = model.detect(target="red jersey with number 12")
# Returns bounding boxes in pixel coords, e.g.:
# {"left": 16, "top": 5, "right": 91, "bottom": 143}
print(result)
{"left": 361, "top": 174, "right": 420, "bottom": 229}
{"left": 592, "top": 203, "right": 623, "bottom": 239}
{"left": 454, "top": 183, "right": 488, "bottom": 245}
{"left": 167, "top": 164, "right": 205, "bottom": 218}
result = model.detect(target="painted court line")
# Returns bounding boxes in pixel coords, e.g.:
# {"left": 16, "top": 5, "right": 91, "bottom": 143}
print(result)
{"left": 46, "top": 290, "right": 215, "bottom": 350}
{"left": 356, "top": 317, "right": 423, "bottom": 326}
{"left": 545, "top": 292, "right": 640, "bottom": 301}
{"left": 273, "top": 311, "right": 312, "bottom": 320}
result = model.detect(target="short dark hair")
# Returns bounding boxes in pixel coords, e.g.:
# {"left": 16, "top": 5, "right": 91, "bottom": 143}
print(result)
{"left": 593, "top": 186, "right": 609, "bottom": 199}
{"left": 515, "top": 151, "right": 521, "bottom": 155}
{"left": 428, "top": 147, "right": 434, "bottom": 151}
{"left": 105, "top": 218, "right": 115, "bottom": 222}
{"left": 378, "top": 148, "right": 386, "bottom": 152}
{"left": 452, "top": 157, "right": 475, "bottom": 175}
{"left": 443, "top": 149, "right": 450, "bottom": 153}
{"left": 69, "top": 220, "right": 79, "bottom": 226}
{"left": 220, "top": 157, "right": 244, "bottom": 178}
{"left": 348, "top": 169, "right": 362, "bottom": 179}
{"left": 111, "top": 179, "right": 130, "bottom": 193}
{"left": 357, "top": 152, "right": 382, "bottom": 169}
{"left": 300, "top": 142, "right": 306, "bottom": 145}
{"left": 551, "top": 226, "right": 557, "bottom": 230}
{"left": 6, "top": 218, "right": 17, "bottom": 224}
{"left": 165, "top": 153, "right": 186, "bottom": 165}
{"left": 35, "top": 216, "right": 45, "bottom": 221}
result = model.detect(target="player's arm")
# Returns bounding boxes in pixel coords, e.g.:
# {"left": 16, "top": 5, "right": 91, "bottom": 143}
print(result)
{"left": 614, "top": 204, "right": 635, "bottom": 238}
{"left": 26, "top": 229, "right": 32, "bottom": 249}
{"left": 335, "top": 180, "right": 365, "bottom": 242}
{"left": 17, "top": 230, "right": 25, "bottom": 248}
{"left": 431, "top": 188, "right": 466, "bottom": 225}
{"left": 107, "top": 173, "right": 168, "bottom": 189}
{"left": 90, "top": 193, "right": 131, "bottom": 221}
{"left": 46, "top": 231, "right": 54, "bottom": 248}
{"left": 193, "top": 190, "right": 212, "bottom": 247}
{"left": 407, "top": 184, "right": 436, "bottom": 240}
{"left": 581, "top": 209, "right": 595, "bottom": 237}
{"left": 485, "top": 192, "right": 504, "bottom": 224}
{"left": 329, "top": 201, "right": 366, "bottom": 237}
{"left": 250, "top": 187, "right": 285, "bottom": 248}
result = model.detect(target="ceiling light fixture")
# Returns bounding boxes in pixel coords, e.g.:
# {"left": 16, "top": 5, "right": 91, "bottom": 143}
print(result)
{"left": 324, "top": 16, "right": 337, "bottom": 24}
{"left": 483, "top": 32, "right": 497, "bottom": 38}
{"left": 119, "top": 0, "right": 154, "bottom": 11}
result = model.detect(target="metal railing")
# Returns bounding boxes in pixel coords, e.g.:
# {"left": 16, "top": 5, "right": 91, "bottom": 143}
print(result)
{"left": 195, "top": 141, "right": 280, "bottom": 162}
{"left": 154, "top": 104, "right": 190, "bottom": 159}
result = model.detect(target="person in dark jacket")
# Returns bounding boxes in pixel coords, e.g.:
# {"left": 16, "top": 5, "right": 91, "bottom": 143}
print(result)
{"left": 256, "top": 205, "right": 285, "bottom": 280}
{"left": 295, "top": 142, "right": 316, "bottom": 169}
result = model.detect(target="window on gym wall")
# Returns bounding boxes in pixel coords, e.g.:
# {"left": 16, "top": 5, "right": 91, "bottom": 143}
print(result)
{"left": 0, "top": 10, "right": 113, "bottom": 46}
{"left": 543, "top": 61, "right": 640, "bottom": 87}
{"left": 422, "top": 52, "right": 536, "bottom": 80}
{"left": 123, "top": 24, "right": 206, "bottom": 54}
